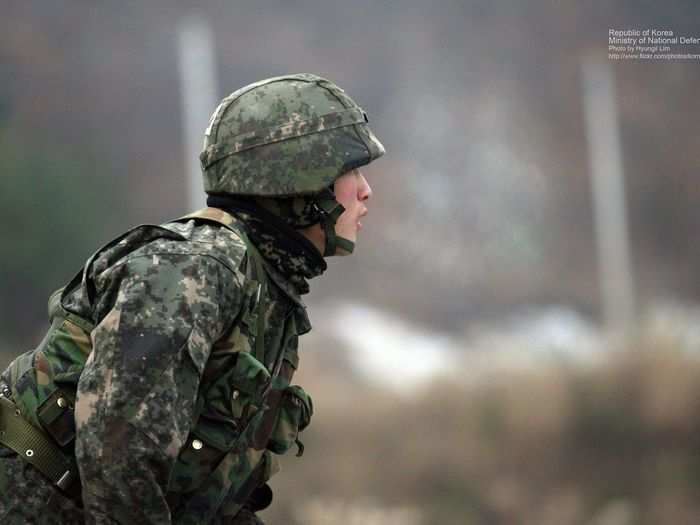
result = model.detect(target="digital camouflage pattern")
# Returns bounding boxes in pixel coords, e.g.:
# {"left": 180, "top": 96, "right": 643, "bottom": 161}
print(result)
{"left": 202, "top": 73, "right": 386, "bottom": 257}
{"left": 0, "top": 73, "right": 384, "bottom": 524}
{"left": 201, "top": 73, "right": 385, "bottom": 197}
{"left": 0, "top": 208, "right": 313, "bottom": 524}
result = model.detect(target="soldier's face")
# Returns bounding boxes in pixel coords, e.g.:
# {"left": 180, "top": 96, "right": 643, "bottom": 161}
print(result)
{"left": 333, "top": 168, "right": 372, "bottom": 255}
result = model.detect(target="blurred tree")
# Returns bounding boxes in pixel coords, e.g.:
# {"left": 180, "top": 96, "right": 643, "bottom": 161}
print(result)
{"left": 0, "top": 127, "right": 124, "bottom": 361}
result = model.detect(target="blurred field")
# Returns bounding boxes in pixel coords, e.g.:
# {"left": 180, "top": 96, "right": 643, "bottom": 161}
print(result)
{"left": 263, "top": 332, "right": 700, "bottom": 525}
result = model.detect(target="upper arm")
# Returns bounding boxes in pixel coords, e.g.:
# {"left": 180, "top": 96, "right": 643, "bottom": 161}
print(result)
{"left": 76, "top": 252, "right": 243, "bottom": 457}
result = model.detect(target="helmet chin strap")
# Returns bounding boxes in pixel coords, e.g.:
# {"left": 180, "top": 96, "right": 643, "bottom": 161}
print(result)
{"left": 314, "top": 193, "right": 355, "bottom": 256}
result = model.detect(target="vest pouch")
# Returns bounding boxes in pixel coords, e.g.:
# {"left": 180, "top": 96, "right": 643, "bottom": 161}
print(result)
{"left": 7, "top": 309, "right": 90, "bottom": 432}
{"left": 36, "top": 388, "right": 76, "bottom": 447}
{"left": 167, "top": 430, "right": 231, "bottom": 498}
{"left": 29, "top": 294, "right": 92, "bottom": 445}
{"left": 168, "top": 351, "right": 271, "bottom": 495}
{"left": 37, "top": 367, "right": 84, "bottom": 448}
{"left": 210, "top": 351, "right": 271, "bottom": 424}
{"left": 266, "top": 385, "right": 313, "bottom": 456}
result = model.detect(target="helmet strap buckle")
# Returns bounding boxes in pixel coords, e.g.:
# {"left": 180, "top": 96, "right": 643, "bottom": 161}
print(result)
{"left": 313, "top": 195, "right": 354, "bottom": 256}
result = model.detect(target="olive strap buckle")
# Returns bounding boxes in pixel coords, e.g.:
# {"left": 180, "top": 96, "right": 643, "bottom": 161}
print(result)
{"left": 0, "top": 395, "right": 79, "bottom": 493}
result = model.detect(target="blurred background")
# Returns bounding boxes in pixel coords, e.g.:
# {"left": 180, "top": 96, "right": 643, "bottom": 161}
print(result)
{"left": 2, "top": 1, "right": 700, "bottom": 524}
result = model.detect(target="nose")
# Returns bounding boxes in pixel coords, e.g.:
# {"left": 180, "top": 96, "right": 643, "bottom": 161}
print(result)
{"left": 358, "top": 173, "right": 372, "bottom": 202}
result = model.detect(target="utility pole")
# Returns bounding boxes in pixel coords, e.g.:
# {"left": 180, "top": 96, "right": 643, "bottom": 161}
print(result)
{"left": 177, "top": 15, "right": 219, "bottom": 212}
{"left": 581, "top": 58, "right": 636, "bottom": 336}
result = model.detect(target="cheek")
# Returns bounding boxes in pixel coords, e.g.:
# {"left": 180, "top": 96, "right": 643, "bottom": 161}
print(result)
{"left": 334, "top": 180, "right": 359, "bottom": 210}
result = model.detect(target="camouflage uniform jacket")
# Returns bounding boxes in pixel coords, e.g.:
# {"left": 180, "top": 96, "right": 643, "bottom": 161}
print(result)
{"left": 0, "top": 207, "right": 313, "bottom": 524}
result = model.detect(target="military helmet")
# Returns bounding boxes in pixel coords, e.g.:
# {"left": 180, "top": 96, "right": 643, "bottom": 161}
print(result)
{"left": 200, "top": 73, "right": 385, "bottom": 256}
{"left": 200, "top": 73, "right": 384, "bottom": 197}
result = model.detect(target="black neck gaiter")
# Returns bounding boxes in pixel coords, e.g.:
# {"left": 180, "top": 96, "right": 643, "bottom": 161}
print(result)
{"left": 206, "top": 194, "right": 327, "bottom": 295}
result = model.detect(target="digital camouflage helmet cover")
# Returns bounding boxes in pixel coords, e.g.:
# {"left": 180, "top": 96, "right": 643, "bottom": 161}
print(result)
{"left": 200, "top": 73, "right": 385, "bottom": 255}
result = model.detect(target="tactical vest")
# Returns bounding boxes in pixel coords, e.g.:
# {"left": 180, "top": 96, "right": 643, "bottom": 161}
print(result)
{"left": 0, "top": 208, "right": 313, "bottom": 522}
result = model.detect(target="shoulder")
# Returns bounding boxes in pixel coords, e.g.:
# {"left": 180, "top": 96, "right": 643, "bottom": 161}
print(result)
{"left": 88, "top": 213, "right": 248, "bottom": 280}
{"left": 149, "top": 216, "right": 249, "bottom": 276}
{"left": 62, "top": 213, "right": 254, "bottom": 331}
{"left": 115, "top": 222, "right": 248, "bottom": 299}
{"left": 89, "top": 220, "right": 249, "bottom": 320}
{"left": 81, "top": 214, "right": 245, "bottom": 278}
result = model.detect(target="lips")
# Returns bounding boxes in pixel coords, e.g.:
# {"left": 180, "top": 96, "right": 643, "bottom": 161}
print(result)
{"left": 356, "top": 207, "right": 367, "bottom": 231}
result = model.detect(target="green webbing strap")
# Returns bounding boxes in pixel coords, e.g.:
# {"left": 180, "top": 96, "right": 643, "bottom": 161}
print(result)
{"left": 334, "top": 235, "right": 355, "bottom": 254}
{"left": 321, "top": 219, "right": 340, "bottom": 256}
{"left": 238, "top": 230, "right": 268, "bottom": 365}
{"left": 315, "top": 194, "right": 355, "bottom": 256}
{"left": 0, "top": 396, "right": 79, "bottom": 492}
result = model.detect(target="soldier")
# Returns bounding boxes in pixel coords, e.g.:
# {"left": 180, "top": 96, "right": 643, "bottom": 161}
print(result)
{"left": 0, "top": 73, "right": 384, "bottom": 524}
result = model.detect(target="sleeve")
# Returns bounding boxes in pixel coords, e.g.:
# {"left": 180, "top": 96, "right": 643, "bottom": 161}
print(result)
{"left": 73, "top": 253, "right": 241, "bottom": 525}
